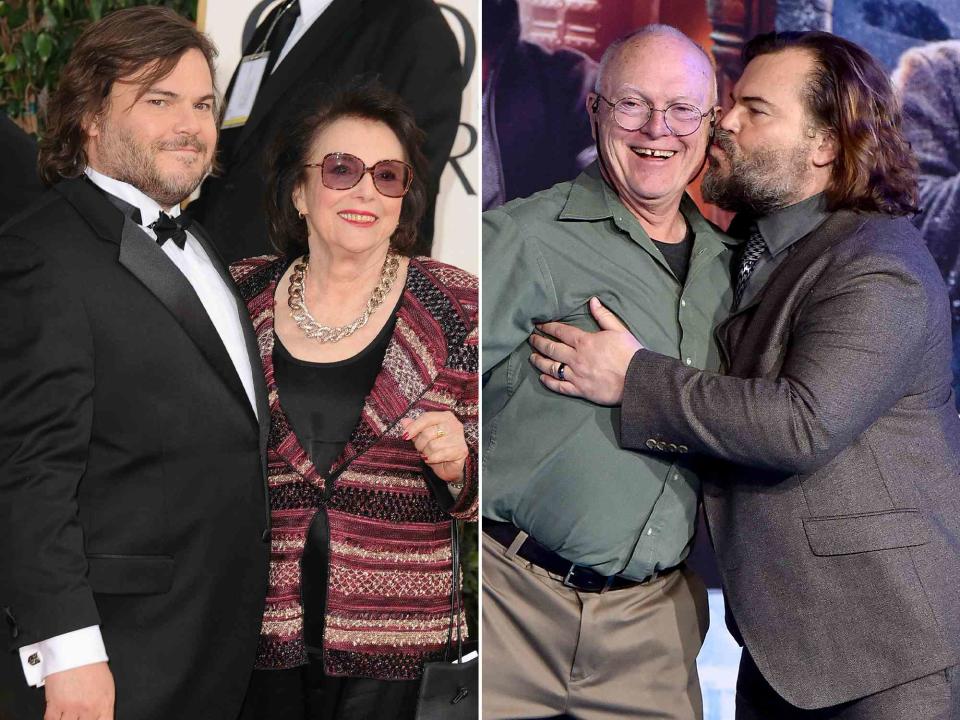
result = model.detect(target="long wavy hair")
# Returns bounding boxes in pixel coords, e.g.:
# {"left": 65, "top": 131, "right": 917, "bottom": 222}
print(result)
{"left": 37, "top": 6, "right": 218, "bottom": 187}
{"left": 744, "top": 31, "right": 918, "bottom": 216}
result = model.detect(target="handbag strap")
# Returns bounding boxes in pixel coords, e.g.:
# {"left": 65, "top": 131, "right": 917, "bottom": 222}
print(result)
{"left": 443, "top": 519, "right": 465, "bottom": 662}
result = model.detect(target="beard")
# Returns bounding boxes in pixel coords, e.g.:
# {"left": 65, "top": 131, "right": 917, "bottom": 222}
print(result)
{"left": 702, "top": 129, "right": 813, "bottom": 215}
{"left": 94, "top": 119, "right": 212, "bottom": 207}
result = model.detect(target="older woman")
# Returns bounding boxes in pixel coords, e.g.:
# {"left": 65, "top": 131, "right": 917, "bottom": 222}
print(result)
{"left": 233, "top": 82, "right": 477, "bottom": 720}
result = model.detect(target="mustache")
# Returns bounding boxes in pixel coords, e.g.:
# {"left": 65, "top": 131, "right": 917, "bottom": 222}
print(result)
{"left": 711, "top": 128, "right": 737, "bottom": 155}
{"left": 155, "top": 136, "right": 207, "bottom": 154}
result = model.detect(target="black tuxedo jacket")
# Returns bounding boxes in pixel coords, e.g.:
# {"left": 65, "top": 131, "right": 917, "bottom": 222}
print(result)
{"left": 0, "top": 177, "right": 271, "bottom": 719}
{"left": 191, "top": 0, "right": 463, "bottom": 262}
{"left": 0, "top": 113, "right": 43, "bottom": 228}
{"left": 623, "top": 211, "right": 960, "bottom": 708}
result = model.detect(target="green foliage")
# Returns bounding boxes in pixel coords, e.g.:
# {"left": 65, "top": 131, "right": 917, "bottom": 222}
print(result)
{"left": 0, "top": 0, "right": 198, "bottom": 135}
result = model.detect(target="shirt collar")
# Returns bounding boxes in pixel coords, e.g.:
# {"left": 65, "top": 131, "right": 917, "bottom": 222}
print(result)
{"left": 752, "top": 192, "right": 830, "bottom": 257}
{"left": 297, "top": 0, "right": 335, "bottom": 29}
{"left": 558, "top": 161, "right": 739, "bottom": 248}
{"left": 558, "top": 162, "right": 613, "bottom": 221}
{"left": 84, "top": 166, "right": 179, "bottom": 227}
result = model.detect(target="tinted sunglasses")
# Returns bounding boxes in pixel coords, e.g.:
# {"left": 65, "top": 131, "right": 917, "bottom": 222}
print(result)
{"left": 304, "top": 152, "right": 414, "bottom": 198}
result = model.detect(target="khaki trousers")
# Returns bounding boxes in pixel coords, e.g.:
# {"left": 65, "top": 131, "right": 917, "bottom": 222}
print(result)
{"left": 482, "top": 532, "right": 709, "bottom": 720}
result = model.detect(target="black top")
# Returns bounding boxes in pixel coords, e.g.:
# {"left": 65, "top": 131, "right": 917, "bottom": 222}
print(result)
{"left": 652, "top": 223, "right": 695, "bottom": 285}
{"left": 274, "top": 297, "right": 400, "bottom": 474}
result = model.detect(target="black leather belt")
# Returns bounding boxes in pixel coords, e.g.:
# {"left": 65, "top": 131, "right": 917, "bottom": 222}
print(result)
{"left": 483, "top": 519, "right": 670, "bottom": 593}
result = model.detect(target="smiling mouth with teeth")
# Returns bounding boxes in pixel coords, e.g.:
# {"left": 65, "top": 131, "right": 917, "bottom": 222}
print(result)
{"left": 633, "top": 147, "right": 677, "bottom": 159}
{"left": 339, "top": 211, "right": 377, "bottom": 223}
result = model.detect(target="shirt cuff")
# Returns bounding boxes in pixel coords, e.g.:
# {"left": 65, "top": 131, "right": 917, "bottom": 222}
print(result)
{"left": 19, "top": 625, "right": 108, "bottom": 688}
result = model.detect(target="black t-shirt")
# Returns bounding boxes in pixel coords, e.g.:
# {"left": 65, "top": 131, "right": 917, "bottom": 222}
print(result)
{"left": 651, "top": 223, "right": 694, "bottom": 285}
{"left": 273, "top": 296, "right": 401, "bottom": 475}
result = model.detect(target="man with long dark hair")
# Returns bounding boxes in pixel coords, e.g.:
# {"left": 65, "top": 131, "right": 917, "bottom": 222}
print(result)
{"left": 0, "top": 7, "right": 269, "bottom": 719}
{"left": 532, "top": 30, "right": 960, "bottom": 719}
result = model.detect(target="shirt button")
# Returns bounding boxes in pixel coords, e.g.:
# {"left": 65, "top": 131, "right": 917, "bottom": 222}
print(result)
{"left": 27, "top": 653, "right": 40, "bottom": 666}
{"left": 680, "top": 299, "right": 686, "bottom": 307}
{"left": 647, "top": 528, "right": 654, "bottom": 536}
{"left": 685, "top": 358, "right": 693, "bottom": 365}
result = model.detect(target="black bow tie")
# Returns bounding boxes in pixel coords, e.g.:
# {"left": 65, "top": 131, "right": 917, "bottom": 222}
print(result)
{"left": 150, "top": 211, "right": 193, "bottom": 249}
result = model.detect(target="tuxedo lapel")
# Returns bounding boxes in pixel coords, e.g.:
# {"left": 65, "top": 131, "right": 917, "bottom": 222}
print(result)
{"left": 233, "top": 0, "right": 363, "bottom": 155}
{"left": 116, "top": 218, "right": 258, "bottom": 428}
{"left": 56, "top": 177, "right": 263, "bottom": 432}
{"left": 716, "top": 210, "right": 869, "bottom": 373}
{"left": 190, "top": 222, "right": 271, "bottom": 456}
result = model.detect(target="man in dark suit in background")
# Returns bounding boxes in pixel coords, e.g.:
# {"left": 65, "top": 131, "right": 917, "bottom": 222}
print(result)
{"left": 0, "top": 7, "right": 269, "bottom": 719}
{"left": 530, "top": 31, "right": 960, "bottom": 719}
{"left": 481, "top": 0, "right": 596, "bottom": 210}
{"left": 0, "top": 112, "right": 43, "bottom": 227}
{"left": 190, "top": 0, "right": 462, "bottom": 261}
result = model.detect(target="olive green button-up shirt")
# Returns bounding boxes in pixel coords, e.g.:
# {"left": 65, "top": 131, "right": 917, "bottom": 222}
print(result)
{"left": 482, "top": 163, "right": 739, "bottom": 580}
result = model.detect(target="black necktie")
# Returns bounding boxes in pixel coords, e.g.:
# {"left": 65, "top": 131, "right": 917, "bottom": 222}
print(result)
{"left": 151, "top": 211, "right": 193, "bottom": 250}
{"left": 264, "top": 0, "right": 301, "bottom": 75}
{"left": 733, "top": 223, "right": 767, "bottom": 311}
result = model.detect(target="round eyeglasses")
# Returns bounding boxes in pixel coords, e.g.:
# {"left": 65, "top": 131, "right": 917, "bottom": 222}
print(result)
{"left": 594, "top": 95, "right": 714, "bottom": 137}
{"left": 304, "top": 152, "right": 414, "bottom": 198}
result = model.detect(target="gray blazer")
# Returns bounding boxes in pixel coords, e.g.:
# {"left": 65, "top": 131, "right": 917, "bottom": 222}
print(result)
{"left": 621, "top": 211, "right": 960, "bottom": 709}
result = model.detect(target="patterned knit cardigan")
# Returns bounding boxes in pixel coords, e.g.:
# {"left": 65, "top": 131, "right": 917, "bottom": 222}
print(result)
{"left": 230, "top": 254, "right": 478, "bottom": 680}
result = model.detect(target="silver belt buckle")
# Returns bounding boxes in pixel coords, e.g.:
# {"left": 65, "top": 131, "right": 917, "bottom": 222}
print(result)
{"left": 562, "top": 564, "right": 616, "bottom": 593}
{"left": 561, "top": 564, "right": 579, "bottom": 589}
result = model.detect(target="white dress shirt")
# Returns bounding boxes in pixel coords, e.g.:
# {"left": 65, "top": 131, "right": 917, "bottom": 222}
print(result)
{"left": 271, "top": 0, "right": 336, "bottom": 72}
{"left": 19, "top": 167, "right": 260, "bottom": 687}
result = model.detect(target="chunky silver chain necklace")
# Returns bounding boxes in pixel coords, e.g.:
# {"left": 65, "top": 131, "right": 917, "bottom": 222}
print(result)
{"left": 287, "top": 251, "right": 401, "bottom": 343}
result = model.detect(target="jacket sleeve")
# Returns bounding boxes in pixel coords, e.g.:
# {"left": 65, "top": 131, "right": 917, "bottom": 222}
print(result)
{"left": 620, "top": 247, "right": 937, "bottom": 475}
{"left": 0, "top": 235, "right": 101, "bottom": 650}
{"left": 444, "top": 281, "right": 478, "bottom": 521}
{"left": 445, "top": 327, "right": 478, "bottom": 521}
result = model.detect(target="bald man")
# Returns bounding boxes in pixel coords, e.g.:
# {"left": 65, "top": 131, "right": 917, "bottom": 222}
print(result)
{"left": 481, "top": 25, "right": 733, "bottom": 720}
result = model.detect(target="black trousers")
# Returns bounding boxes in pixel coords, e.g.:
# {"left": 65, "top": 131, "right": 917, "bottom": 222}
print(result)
{"left": 736, "top": 651, "right": 958, "bottom": 720}
{"left": 238, "top": 660, "right": 420, "bottom": 720}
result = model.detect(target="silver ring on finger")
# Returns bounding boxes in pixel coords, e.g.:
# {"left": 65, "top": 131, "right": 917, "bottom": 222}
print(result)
{"left": 557, "top": 362, "right": 566, "bottom": 381}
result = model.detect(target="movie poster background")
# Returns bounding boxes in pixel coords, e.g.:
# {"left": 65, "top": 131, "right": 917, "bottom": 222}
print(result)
{"left": 484, "top": 2, "right": 960, "bottom": 716}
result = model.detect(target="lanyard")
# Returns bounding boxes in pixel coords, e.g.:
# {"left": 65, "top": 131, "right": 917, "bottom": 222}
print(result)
{"left": 255, "top": 0, "right": 299, "bottom": 54}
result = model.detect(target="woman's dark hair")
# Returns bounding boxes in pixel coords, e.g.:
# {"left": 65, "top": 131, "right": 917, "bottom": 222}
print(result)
{"left": 265, "top": 78, "right": 430, "bottom": 256}
{"left": 744, "top": 31, "right": 918, "bottom": 216}
{"left": 38, "top": 6, "right": 218, "bottom": 186}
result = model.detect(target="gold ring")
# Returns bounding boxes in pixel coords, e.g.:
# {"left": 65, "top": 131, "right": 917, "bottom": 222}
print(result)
{"left": 435, "top": 426, "right": 447, "bottom": 438}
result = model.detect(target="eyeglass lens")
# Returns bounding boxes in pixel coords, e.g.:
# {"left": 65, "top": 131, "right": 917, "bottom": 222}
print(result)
{"left": 614, "top": 99, "right": 704, "bottom": 136}
{"left": 320, "top": 153, "right": 412, "bottom": 197}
